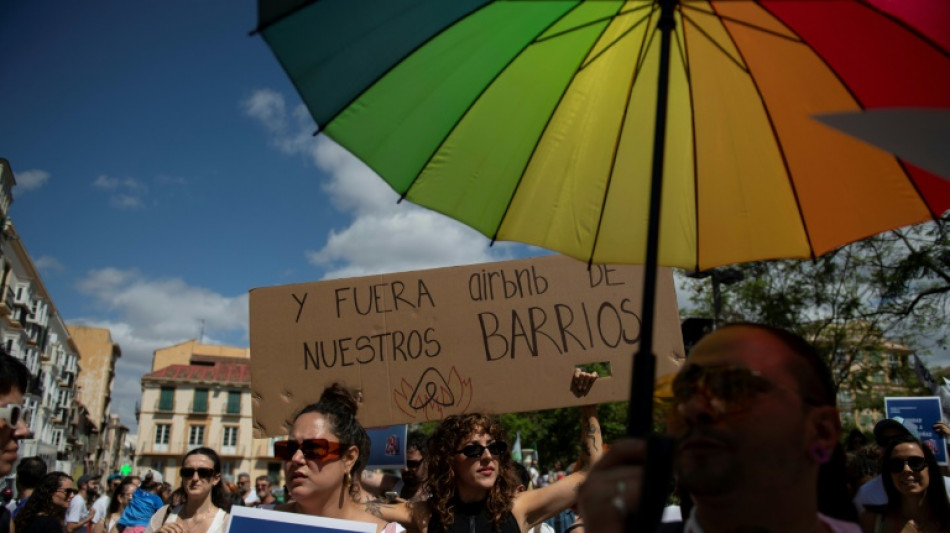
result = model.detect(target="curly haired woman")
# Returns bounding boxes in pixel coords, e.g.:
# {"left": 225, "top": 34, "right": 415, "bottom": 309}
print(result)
{"left": 367, "top": 370, "right": 600, "bottom": 532}
{"left": 14, "top": 472, "right": 74, "bottom": 533}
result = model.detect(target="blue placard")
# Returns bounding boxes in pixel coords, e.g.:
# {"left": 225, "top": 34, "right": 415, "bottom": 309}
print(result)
{"left": 366, "top": 425, "right": 408, "bottom": 470}
{"left": 884, "top": 396, "right": 948, "bottom": 465}
{"left": 227, "top": 506, "right": 376, "bottom": 533}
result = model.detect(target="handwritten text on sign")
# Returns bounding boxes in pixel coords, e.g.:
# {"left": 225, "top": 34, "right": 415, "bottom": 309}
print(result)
{"left": 249, "top": 255, "right": 683, "bottom": 437}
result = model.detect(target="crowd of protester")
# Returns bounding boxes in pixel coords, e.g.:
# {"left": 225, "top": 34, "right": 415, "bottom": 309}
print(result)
{"left": 5, "top": 323, "right": 950, "bottom": 532}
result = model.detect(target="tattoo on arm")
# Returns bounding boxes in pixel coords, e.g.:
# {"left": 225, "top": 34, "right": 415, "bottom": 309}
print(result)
{"left": 363, "top": 501, "right": 386, "bottom": 518}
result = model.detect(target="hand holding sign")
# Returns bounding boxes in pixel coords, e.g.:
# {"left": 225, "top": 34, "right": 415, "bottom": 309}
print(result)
{"left": 571, "top": 368, "right": 599, "bottom": 398}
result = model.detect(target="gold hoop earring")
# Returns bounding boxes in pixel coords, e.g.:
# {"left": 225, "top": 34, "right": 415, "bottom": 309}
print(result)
{"left": 343, "top": 471, "right": 352, "bottom": 489}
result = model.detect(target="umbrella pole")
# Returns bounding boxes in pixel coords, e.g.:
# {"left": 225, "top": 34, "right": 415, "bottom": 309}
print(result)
{"left": 627, "top": 0, "right": 676, "bottom": 439}
{"left": 626, "top": 1, "right": 677, "bottom": 531}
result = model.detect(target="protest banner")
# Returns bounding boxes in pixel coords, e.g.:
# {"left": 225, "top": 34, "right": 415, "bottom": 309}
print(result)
{"left": 227, "top": 506, "right": 376, "bottom": 533}
{"left": 885, "top": 396, "right": 948, "bottom": 465}
{"left": 249, "top": 254, "right": 683, "bottom": 437}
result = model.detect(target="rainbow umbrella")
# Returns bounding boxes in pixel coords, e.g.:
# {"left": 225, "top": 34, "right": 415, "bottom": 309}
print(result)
{"left": 255, "top": 0, "right": 950, "bottom": 439}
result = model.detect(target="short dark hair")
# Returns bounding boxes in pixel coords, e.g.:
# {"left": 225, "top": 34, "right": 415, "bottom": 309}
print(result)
{"left": 0, "top": 348, "right": 29, "bottom": 396}
{"left": 16, "top": 456, "right": 48, "bottom": 489}
{"left": 407, "top": 430, "right": 427, "bottom": 454}
{"left": 718, "top": 322, "right": 835, "bottom": 407}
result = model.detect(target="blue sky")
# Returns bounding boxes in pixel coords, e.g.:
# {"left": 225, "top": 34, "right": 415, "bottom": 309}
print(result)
{"left": 0, "top": 1, "right": 529, "bottom": 433}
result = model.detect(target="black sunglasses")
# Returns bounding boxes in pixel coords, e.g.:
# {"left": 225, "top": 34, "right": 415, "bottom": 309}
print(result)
{"left": 273, "top": 438, "right": 344, "bottom": 463}
{"left": 179, "top": 467, "right": 216, "bottom": 479}
{"left": 673, "top": 364, "right": 780, "bottom": 414}
{"left": 405, "top": 459, "right": 423, "bottom": 469}
{"left": 58, "top": 488, "right": 78, "bottom": 497}
{"left": 455, "top": 441, "right": 508, "bottom": 458}
{"left": 886, "top": 456, "right": 927, "bottom": 473}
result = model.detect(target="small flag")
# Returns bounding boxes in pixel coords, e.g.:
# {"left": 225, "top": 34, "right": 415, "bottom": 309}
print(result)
{"left": 512, "top": 431, "right": 522, "bottom": 463}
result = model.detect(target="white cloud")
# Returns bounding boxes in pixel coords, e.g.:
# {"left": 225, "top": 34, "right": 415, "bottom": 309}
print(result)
{"left": 93, "top": 175, "right": 148, "bottom": 209}
{"left": 33, "top": 255, "right": 65, "bottom": 275}
{"left": 73, "top": 268, "right": 248, "bottom": 432}
{"left": 16, "top": 169, "right": 50, "bottom": 192}
{"left": 243, "top": 89, "right": 514, "bottom": 278}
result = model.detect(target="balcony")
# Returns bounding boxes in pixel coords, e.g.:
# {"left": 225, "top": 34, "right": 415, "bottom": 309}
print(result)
{"left": 188, "top": 402, "right": 208, "bottom": 415}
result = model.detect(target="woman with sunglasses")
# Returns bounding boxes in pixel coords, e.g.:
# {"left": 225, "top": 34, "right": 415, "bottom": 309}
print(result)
{"left": 271, "top": 383, "right": 403, "bottom": 531}
{"left": 145, "top": 447, "right": 231, "bottom": 533}
{"left": 859, "top": 434, "right": 950, "bottom": 533}
{"left": 367, "top": 370, "right": 600, "bottom": 532}
{"left": 13, "top": 472, "right": 74, "bottom": 533}
{"left": 91, "top": 480, "right": 136, "bottom": 533}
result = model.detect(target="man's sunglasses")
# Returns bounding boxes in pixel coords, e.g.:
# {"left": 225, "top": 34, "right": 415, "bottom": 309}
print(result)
{"left": 405, "top": 459, "right": 423, "bottom": 469}
{"left": 455, "top": 441, "right": 508, "bottom": 458}
{"left": 0, "top": 403, "right": 24, "bottom": 427}
{"left": 57, "top": 488, "right": 78, "bottom": 497}
{"left": 886, "top": 456, "right": 927, "bottom": 473}
{"left": 672, "top": 364, "right": 782, "bottom": 415}
{"left": 273, "top": 438, "right": 343, "bottom": 463}
{"left": 180, "top": 467, "right": 216, "bottom": 479}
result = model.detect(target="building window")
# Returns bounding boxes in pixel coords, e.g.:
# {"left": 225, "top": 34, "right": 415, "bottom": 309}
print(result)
{"left": 222, "top": 426, "right": 238, "bottom": 454}
{"left": 188, "top": 425, "right": 205, "bottom": 447}
{"left": 221, "top": 461, "right": 235, "bottom": 478}
{"left": 192, "top": 388, "right": 208, "bottom": 414}
{"left": 155, "top": 424, "right": 170, "bottom": 452}
{"left": 226, "top": 390, "right": 241, "bottom": 415}
{"left": 159, "top": 387, "right": 174, "bottom": 411}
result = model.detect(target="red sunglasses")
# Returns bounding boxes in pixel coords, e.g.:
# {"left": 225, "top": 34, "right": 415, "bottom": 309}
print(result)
{"left": 273, "top": 438, "right": 343, "bottom": 463}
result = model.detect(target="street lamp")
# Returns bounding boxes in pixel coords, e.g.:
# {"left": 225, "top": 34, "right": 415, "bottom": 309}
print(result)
{"left": 686, "top": 267, "right": 745, "bottom": 329}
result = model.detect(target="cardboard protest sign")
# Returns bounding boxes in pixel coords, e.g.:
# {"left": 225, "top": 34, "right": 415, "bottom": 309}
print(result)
{"left": 249, "top": 254, "right": 683, "bottom": 437}
{"left": 227, "top": 506, "right": 376, "bottom": 533}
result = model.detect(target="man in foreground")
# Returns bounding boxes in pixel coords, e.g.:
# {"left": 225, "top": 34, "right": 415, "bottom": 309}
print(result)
{"left": 578, "top": 323, "right": 859, "bottom": 532}
{"left": 1, "top": 350, "right": 30, "bottom": 533}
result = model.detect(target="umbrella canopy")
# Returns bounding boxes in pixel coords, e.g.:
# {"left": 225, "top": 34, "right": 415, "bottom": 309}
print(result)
{"left": 257, "top": 0, "right": 950, "bottom": 271}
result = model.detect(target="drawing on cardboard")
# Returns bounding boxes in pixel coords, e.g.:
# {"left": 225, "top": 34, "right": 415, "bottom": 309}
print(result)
{"left": 394, "top": 366, "right": 472, "bottom": 421}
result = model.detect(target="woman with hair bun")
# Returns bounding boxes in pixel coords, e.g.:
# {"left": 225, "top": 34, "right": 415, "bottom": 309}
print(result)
{"left": 274, "top": 383, "right": 404, "bottom": 532}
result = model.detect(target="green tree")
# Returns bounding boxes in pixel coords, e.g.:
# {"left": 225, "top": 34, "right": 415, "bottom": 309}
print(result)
{"left": 679, "top": 216, "right": 950, "bottom": 394}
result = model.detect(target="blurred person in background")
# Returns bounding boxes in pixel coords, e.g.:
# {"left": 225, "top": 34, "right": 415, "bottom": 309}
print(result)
{"left": 253, "top": 476, "right": 277, "bottom": 509}
{"left": 65, "top": 475, "right": 98, "bottom": 533}
{"left": 859, "top": 435, "right": 950, "bottom": 532}
{"left": 90, "top": 480, "right": 135, "bottom": 533}
{"left": 145, "top": 447, "right": 230, "bottom": 533}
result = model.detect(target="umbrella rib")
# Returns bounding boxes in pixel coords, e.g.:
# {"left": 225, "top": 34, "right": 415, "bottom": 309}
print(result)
{"left": 681, "top": 3, "right": 804, "bottom": 44}
{"left": 753, "top": 1, "right": 943, "bottom": 221}
{"left": 250, "top": 0, "right": 321, "bottom": 36}
{"left": 313, "top": 1, "right": 493, "bottom": 137}
{"left": 490, "top": 1, "right": 630, "bottom": 245}
{"left": 680, "top": 8, "right": 702, "bottom": 272}
{"left": 587, "top": 2, "right": 663, "bottom": 264}
{"left": 536, "top": 3, "right": 653, "bottom": 47}
{"left": 578, "top": 10, "right": 655, "bottom": 72}
{"left": 857, "top": 0, "right": 949, "bottom": 57}
{"left": 398, "top": 2, "right": 586, "bottom": 206}
{"left": 712, "top": 0, "right": 818, "bottom": 260}
{"left": 680, "top": 11, "right": 749, "bottom": 73}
